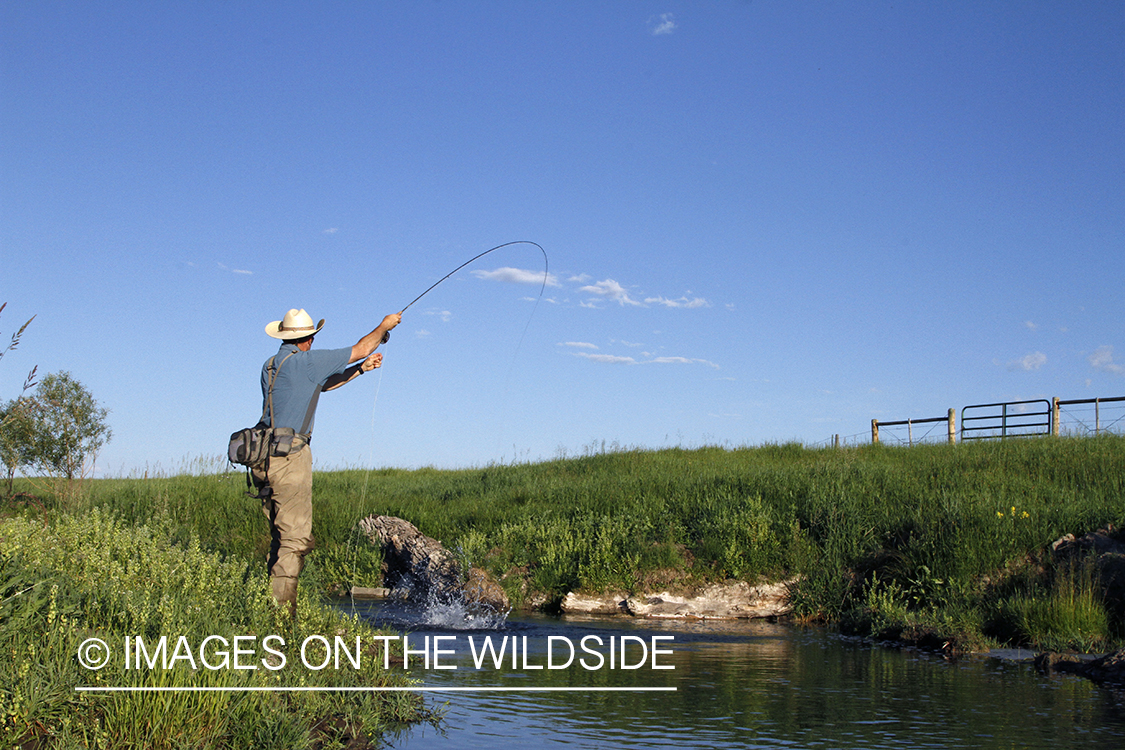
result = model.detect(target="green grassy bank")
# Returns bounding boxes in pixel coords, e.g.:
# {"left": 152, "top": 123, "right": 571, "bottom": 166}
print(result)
{"left": 304, "top": 435, "right": 1120, "bottom": 654}
{"left": 0, "top": 505, "right": 431, "bottom": 748}
{"left": 3, "top": 436, "right": 1124, "bottom": 745}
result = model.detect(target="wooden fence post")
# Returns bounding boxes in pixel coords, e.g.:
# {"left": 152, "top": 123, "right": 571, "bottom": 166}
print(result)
{"left": 871, "top": 419, "right": 879, "bottom": 444}
{"left": 1052, "top": 397, "right": 1060, "bottom": 436}
{"left": 947, "top": 408, "right": 956, "bottom": 444}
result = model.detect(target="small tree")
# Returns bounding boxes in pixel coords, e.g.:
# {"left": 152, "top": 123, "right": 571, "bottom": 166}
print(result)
{"left": 23, "top": 372, "right": 112, "bottom": 482}
{"left": 0, "top": 398, "right": 37, "bottom": 494}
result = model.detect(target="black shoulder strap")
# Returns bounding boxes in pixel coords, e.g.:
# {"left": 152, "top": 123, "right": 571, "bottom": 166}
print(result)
{"left": 263, "top": 351, "right": 297, "bottom": 429}
{"left": 263, "top": 350, "right": 321, "bottom": 437}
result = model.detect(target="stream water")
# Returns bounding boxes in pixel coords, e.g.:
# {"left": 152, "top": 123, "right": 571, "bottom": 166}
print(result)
{"left": 350, "top": 601, "right": 1125, "bottom": 749}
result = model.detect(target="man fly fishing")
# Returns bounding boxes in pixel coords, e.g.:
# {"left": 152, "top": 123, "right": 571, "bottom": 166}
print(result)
{"left": 254, "top": 308, "right": 401, "bottom": 617}
{"left": 248, "top": 242, "right": 544, "bottom": 617}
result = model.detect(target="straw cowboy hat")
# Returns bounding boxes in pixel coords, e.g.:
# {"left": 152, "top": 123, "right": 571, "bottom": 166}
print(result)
{"left": 265, "top": 309, "right": 326, "bottom": 340}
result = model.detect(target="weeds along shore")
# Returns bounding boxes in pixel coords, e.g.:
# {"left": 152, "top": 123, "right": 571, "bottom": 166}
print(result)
{"left": 3, "top": 436, "right": 1124, "bottom": 744}
{"left": 0, "top": 506, "right": 432, "bottom": 748}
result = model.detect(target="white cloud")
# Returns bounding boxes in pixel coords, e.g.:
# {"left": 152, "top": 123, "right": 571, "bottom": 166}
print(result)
{"left": 423, "top": 309, "right": 452, "bottom": 323}
{"left": 569, "top": 350, "right": 718, "bottom": 368}
{"left": 1025, "top": 321, "right": 1038, "bottom": 331}
{"left": 415, "top": 329, "right": 432, "bottom": 338}
{"left": 649, "top": 356, "right": 720, "bottom": 369}
{"left": 567, "top": 274, "right": 592, "bottom": 283}
{"left": 645, "top": 296, "right": 710, "bottom": 309}
{"left": 323, "top": 227, "right": 339, "bottom": 235}
{"left": 560, "top": 341, "right": 599, "bottom": 350}
{"left": 570, "top": 275, "right": 714, "bottom": 311}
{"left": 649, "top": 13, "right": 676, "bottom": 35}
{"left": 579, "top": 279, "right": 643, "bottom": 306}
{"left": 1008, "top": 351, "right": 1047, "bottom": 371}
{"left": 218, "top": 262, "right": 252, "bottom": 275}
{"left": 472, "top": 266, "right": 560, "bottom": 287}
{"left": 1089, "top": 345, "right": 1125, "bottom": 375}
{"left": 572, "top": 352, "right": 637, "bottom": 365}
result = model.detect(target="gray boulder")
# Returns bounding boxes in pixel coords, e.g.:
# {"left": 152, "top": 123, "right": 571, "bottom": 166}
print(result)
{"left": 357, "top": 515, "right": 509, "bottom": 613}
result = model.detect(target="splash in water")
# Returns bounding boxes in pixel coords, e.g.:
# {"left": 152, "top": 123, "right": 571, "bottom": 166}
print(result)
{"left": 370, "top": 568, "right": 511, "bottom": 631}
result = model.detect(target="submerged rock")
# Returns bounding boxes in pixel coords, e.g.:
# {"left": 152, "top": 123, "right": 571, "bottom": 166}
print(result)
{"left": 1035, "top": 649, "right": 1125, "bottom": 686}
{"left": 357, "top": 515, "right": 509, "bottom": 613}
{"left": 1079, "top": 650, "right": 1125, "bottom": 684}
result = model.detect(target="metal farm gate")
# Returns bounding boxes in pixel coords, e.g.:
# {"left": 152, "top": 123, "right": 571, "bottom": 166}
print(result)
{"left": 960, "top": 399, "right": 1052, "bottom": 441}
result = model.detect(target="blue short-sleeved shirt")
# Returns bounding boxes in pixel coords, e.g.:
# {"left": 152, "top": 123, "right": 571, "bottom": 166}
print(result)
{"left": 261, "top": 343, "right": 351, "bottom": 434}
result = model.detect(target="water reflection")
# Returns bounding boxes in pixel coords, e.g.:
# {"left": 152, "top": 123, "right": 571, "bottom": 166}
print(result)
{"left": 351, "top": 607, "right": 1125, "bottom": 749}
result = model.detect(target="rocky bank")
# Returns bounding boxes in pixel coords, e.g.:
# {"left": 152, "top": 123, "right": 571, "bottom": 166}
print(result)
{"left": 357, "top": 515, "right": 794, "bottom": 620}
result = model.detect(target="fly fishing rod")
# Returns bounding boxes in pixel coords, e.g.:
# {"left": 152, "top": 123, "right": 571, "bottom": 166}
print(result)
{"left": 380, "top": 240, "right": 549, "bottom": 342}
{"left": 347, "top": 241, "right": 548, "bottom": 615}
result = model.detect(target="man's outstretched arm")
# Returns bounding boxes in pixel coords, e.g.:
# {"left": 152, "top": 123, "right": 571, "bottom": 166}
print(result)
{"left": 349, "top": 313, "right": 401, "bottom": 364}
{"left": 322, "top": 352, "right": 382, "bottom": 391}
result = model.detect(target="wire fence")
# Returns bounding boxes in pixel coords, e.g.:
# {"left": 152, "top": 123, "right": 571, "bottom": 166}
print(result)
{"left": 814, "top": 395, "right": 1125, "bottom": 449}
{"left": 1055, "top": 397, "right": 1125, "bottom": 437}
{"left": 812, "top": 423, "right": 948, "bottom": 449}
{"left": 809, "top": 432, "right": 870, "bottom": 450}
{"left": 870, "top": 419, "right": 950, "bottom": 447}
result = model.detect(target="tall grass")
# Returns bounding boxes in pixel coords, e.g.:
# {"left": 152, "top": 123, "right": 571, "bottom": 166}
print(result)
{"left": 993, "top": 558, "right": 1112, "bottom": 652}
{"left": 0, "top": 506, "right": 429, "bottom": 748}
{"left": 320, "top": 436, "right": 1120, "bottom": 650}
{"left": 8, "top": 435, "right": 1124, "bottom": 668}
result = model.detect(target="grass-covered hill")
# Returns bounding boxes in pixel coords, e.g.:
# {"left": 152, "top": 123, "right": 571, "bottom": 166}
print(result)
{"left": 4, "top": 436, "right": 1124, "bottom": 746}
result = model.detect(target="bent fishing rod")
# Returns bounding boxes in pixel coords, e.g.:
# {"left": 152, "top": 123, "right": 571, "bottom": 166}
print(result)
{"left": 380, "top": 240, "right": 549, "bottom": 343}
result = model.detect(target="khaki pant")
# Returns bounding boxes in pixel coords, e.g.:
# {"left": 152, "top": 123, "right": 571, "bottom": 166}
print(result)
{"left": 252, "top": 447, "right": 314, "bottom": 613}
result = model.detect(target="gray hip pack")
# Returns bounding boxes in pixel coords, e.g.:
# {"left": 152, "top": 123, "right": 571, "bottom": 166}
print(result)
{"left": 228, "top": 351, "right": 319, "bottom": 469}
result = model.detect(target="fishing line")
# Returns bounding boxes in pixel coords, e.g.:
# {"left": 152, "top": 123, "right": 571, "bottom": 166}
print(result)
{"left": 400, "top": 240, "right": 549, "bottom": 314}
{"left": 346, "top": 337, "right": 388, "bottom": 618}
{"left": 346, "top": 241, "right": 549, "bottom": 618}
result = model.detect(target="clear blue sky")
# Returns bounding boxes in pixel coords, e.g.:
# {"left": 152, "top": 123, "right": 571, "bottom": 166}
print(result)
{"left": 2, "top": 1, "right": 1123, "bottom": 475}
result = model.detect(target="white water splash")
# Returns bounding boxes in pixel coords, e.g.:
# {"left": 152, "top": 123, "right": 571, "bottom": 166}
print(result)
{"left": 380, "top": 570, "right": 511, "bottom": 631}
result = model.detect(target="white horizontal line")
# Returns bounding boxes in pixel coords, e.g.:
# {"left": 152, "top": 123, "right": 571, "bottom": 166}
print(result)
{"left": 76, "top": 686, "right": 677, "bottom": 693}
